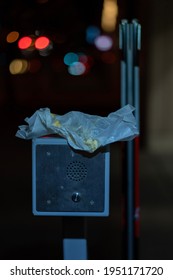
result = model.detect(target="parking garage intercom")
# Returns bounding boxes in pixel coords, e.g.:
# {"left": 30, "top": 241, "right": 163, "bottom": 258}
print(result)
{"left": 32, "top": 137, "right": 110, "bottom": 217}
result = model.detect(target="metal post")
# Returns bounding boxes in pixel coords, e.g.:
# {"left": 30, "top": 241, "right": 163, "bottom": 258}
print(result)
{"left": 62, "top": 217, "right": 88, "bottom": 260}
{"left": 119, "top": 19, "right": 141, "bottom": 259}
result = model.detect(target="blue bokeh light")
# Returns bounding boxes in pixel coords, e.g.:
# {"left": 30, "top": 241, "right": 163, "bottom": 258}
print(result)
{"left": 63, "top": 52, "right": 79, "bottom": 66}
{"left": 68, "top": 61, "right": 86, "bottom": 76}
{"left": 86, "top": 25, "right": 100, "bottom": 44}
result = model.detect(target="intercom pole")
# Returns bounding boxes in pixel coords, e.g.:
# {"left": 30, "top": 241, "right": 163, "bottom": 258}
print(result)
{"left": 62, "top": 217, "right": 88, "bottom": 260}
{"left": 119, "top": 19, "right": 141, "bottom": 259}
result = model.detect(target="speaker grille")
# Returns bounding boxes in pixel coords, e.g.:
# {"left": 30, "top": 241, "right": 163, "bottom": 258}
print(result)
{"left": 66, "top": 161, "right": 87, "bottom": 181}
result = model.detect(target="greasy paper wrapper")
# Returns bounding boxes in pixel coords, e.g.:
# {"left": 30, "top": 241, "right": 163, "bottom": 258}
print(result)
{"left": 15, "top": 105, "right": 139, "bottom": 153}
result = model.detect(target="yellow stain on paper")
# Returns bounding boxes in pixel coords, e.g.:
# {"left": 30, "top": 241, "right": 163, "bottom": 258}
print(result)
{"left": 53, "top": 120, "right": 61, "bottom": 127}
{"left": 51, "top": 113, "right": 61, "bottom": 127}
{"left": 84, "top": 138, "right": 99, "bottom": 152}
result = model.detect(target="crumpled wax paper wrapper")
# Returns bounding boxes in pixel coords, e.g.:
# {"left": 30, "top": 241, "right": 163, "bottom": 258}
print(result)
{"left": 15, "top": 104, "right": 139, "bottom": 153}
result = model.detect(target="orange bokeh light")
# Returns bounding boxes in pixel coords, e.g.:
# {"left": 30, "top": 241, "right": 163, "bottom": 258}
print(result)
{"left": 6, "top": 31, "right": 19, "bottom": 43}
{"left": 35, "top": 36, "right": 50, "bottom": 50}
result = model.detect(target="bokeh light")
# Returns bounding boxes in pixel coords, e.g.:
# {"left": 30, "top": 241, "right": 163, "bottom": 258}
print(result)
{"left": 18, "top": 36, "right": 32, "bottom": 50}
{"left": 9, "top": 59, "right": 29, "bottom": 74}
{"left": 78, "top": 53, "right": 93, "bottom": 74}
{"left": 35, "top": 36, "right": 50, "bottom": 50}
{"left": 94, "top": 35, "right": 113, "bottom": 51}
{"left": 78, "top": 53, "right": 88, "bottom": 64}
{"left": 101, "top": 0, "right": 118, "bottom": 32}
{"left": 68, "top": 61, "right": 86, "bottom": 76}
{"left": 6, "top": 31, "right": 19, "bottom": 43}
{"left": 86, "top": 25, "right": 100, "bottom": 44}
{"left": 24, "top": 35, "right": 36, "bottom": 55}
{"left": 64, "top": 52, "right": 78, "bottom": 66}
{"left": 63, "top": 52, "right": 93, "bottom": 76}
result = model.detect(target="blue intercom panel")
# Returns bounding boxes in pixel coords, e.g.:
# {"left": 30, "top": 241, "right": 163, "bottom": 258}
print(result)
{"left": 32, "top": 137, "right": 110, "bottom": 216}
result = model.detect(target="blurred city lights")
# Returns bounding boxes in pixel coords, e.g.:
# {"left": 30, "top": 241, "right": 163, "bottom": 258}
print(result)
{"left": 64, "top": 52, "right": 78, "bottom": 66}
{"left": 101, "top": 0, "right": 118, "bottom": 32}
{"left": 68, "top": 61, "right": 86, "bottom": 76}
{"left": 9, "top": 59, "right": 29, "bottom": 74}
{"left": 78, "top": 53, "right": 93, "bottom": 74}
{"left": 17, "top": 35, "right": 52, "bottom": 57}
{"left": 78, "top": 53, "right": 88, "bottom": 64}
{"left": 18, "top": 36, "right": 32, "bottom": 50}
{"left": 35, "top": 36, "right": 50, "bottom": 50}
{"left": 64, "top": 52, "right": 93, "bottom": 75}
{"left": 86, "top": 25, "right": 100, "bottom": 44}
{"left": 94, "top": 35, "right": 113, "bottom": 51}
{"left": 20, "top": 35, "right": 36, "bottom": 55}
{"left": 6, "top": 31, "right": 19, "bottom": 43}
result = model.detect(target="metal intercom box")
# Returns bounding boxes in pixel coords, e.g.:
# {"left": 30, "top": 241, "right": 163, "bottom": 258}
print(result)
{"left": 32, "top": 137, "right": 110, "bottom": 216}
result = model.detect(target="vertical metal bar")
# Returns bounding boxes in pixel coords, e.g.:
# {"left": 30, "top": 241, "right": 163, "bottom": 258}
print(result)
{"left": 126, "top": 23, "right": 135, "bottom": 260}
{"left": 62, "top": 217, "right": 88, "bottom": 260}
{"left": 127, "top": 140, "right": 134, "bottom": 259}
{"left": 134, "top": 135, "right": 140, "bottom": 259}
{"left": 127, "top": 24, "right": 133, "bottom": 106}
{"left": 119, "top": 19, "right": 141, "bottom": 260}
{"left": 63, "top": 239, "right": 87, "bottom": 260}
{"left": 120, "top": 22, "right": 128, "bottom": 259}
{"left": 134, "top": 67, "right": 140, "bottom": 247}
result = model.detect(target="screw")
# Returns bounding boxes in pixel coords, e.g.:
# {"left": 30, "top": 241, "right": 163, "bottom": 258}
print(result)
{"left": 72, "top": 192, "right": 81, "bottom": 203}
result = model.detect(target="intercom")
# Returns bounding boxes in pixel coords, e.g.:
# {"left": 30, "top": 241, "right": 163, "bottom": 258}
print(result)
{"left": 32, "top": 137, "right": 110, "bottom": 216}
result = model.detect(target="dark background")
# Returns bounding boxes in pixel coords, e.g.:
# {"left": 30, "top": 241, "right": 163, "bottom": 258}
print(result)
{"left": 1, "top": 0, "right": 173, "bottom": 259}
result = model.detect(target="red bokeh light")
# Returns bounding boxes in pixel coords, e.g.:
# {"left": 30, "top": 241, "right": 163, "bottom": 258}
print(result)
{"left": 35, "top": 36, "right": 50, "bottom": 50}
{"left": 18, "top": 36, "right": 32, "bottom": 50}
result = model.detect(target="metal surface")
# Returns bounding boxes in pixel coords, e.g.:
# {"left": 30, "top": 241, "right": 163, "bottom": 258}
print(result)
{"left": 119, "top": 19, "right": 141, "bottom": 259}
{"left": 63, "top": 239, "right": 87, "bottom": 260}
{"left": 32, "top": 137, "right": 110, "bottom": 216}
